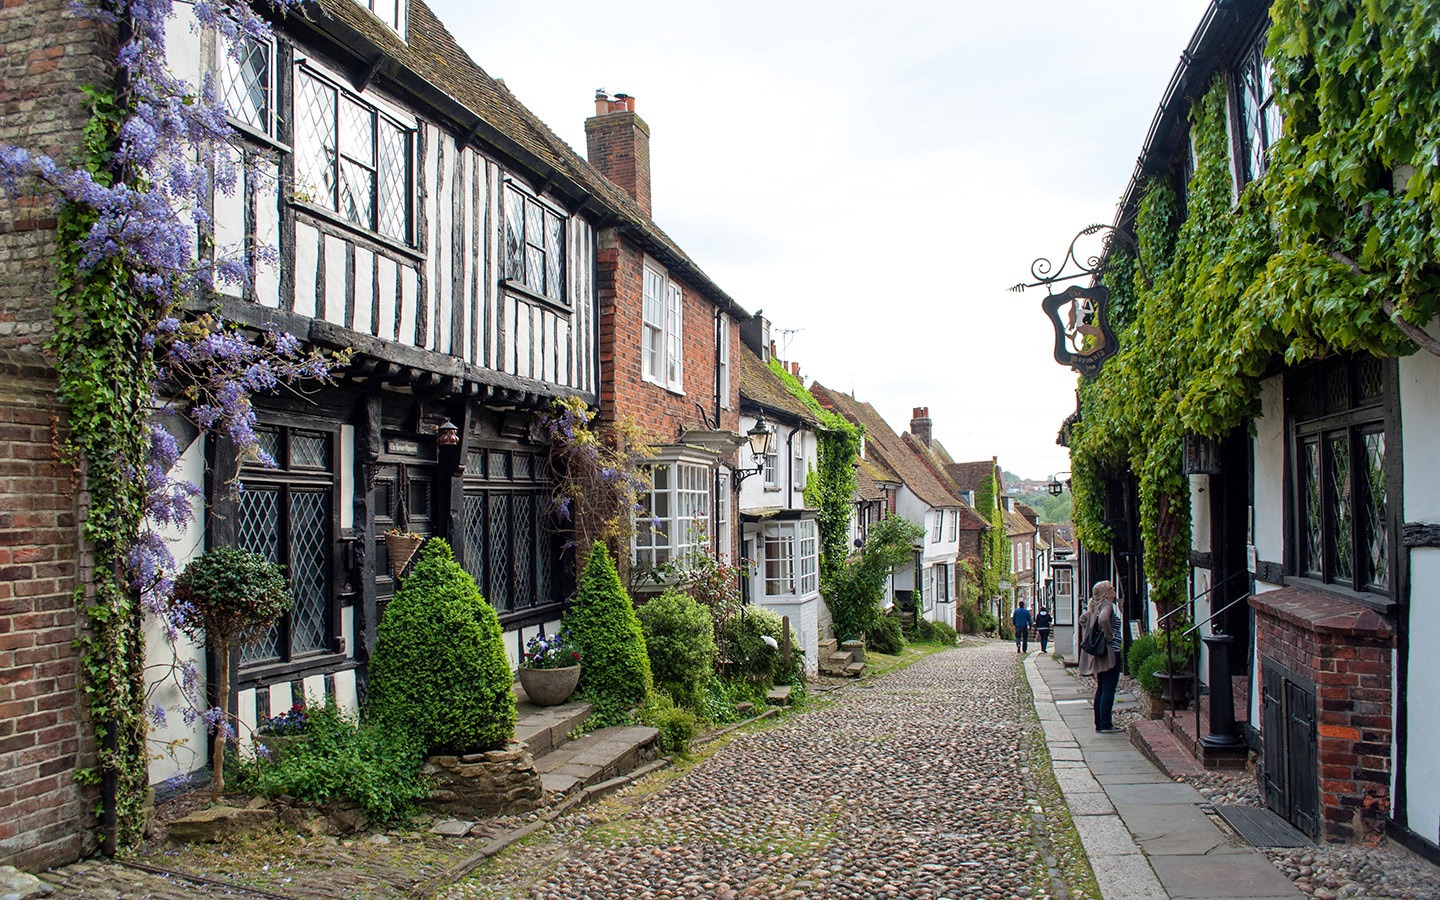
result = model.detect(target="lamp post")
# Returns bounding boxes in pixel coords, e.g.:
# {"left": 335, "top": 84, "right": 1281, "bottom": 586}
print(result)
{"left": 1047, "top": 471, "right": 1071, "bottom": 496}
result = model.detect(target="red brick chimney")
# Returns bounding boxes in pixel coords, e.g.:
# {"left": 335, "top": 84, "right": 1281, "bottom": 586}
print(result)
{"left": 910, "top": 406, "right": 932, "bottom": 447}
{"left": 586, "top": 91, "right": 651, "bottom": 216}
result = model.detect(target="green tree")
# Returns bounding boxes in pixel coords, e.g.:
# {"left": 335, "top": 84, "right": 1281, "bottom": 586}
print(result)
{"left": 827, "top": 515, "right": 924, "bottom": 642}
{"left": 565, "top": 543, "right": 652, "bottom": 719}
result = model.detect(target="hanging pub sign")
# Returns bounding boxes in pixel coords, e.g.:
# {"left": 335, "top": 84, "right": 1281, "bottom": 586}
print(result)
{"left": 1009, "top": 223, "right": 1148, "bottom": 379}
{"left": 1041, "top": 285, "right": 1118, "bottom": 377}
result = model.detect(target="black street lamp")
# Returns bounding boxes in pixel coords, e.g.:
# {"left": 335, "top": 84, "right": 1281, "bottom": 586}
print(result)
{"left": 731, "top": 413, "right": 776, "bottom": 491}
{"left": 1047, "top": 471, "right": 1072, "bottom": 496}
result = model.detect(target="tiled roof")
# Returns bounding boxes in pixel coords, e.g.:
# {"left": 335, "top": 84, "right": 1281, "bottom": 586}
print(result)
{"left": 1005, "top": 508, "right": 1036, "bottom": 537}
{"left": 902, "top": 434, "right": 988, "bottom": 531}
{"left": 809, "top": 384, "right": 961, "bottom": 511}
{"left": 856, "top": 457, "right": 899, "bottom": 502}
{"left": 948, "top": 460, "right": 1000, "bottom": 497}
{"left": 306, "top": 0, "right": 745, "bottom": 314}
{"left": 737, "top": 349, "right": 820, "bottom": 427}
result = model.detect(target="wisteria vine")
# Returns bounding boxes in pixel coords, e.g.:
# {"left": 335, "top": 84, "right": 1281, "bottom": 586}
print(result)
{"left": 0, "top": 0, "right": 345, "bottom": 848}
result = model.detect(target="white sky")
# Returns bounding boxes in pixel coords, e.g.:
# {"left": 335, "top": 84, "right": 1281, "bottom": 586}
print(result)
{"left": 429, "top": 0, "right": 1212, "bottom": 480}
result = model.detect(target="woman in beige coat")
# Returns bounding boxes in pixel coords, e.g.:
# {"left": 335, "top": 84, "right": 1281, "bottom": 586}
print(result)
{"left": 1078, "top": 580, "right": 1123, "bottom": 733}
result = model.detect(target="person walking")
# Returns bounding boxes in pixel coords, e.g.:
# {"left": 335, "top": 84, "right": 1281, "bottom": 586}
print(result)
{"left": 1078, "top": 581, "right": 1123, "bottom": 733}
{"left": 1012, "top": 600, "right": 1032, "bottom": 654}
{"left": 1035, "top": 605, "right": 1052, "bottom": 654}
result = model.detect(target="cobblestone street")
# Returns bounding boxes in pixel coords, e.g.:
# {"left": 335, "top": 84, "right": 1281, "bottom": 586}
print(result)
{"left": 449, "top": 641, "right": 1083, "bottom": 900}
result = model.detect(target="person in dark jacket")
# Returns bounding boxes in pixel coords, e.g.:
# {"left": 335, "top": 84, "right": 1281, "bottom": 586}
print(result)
{"left": 1035, "top": 606, "right": 1053, "bottom": 654}
{"left": 1012, "top": 601, "right": 1032, "bottom": 653}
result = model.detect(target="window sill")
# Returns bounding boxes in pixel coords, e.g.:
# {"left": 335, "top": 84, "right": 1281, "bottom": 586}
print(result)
{"left": 229, "top": 118, "right": 289, "bottom": 154}
{"left": 501, "top": 278, "right": 572, "bottom": 314}
{"left": 238, "top": 650, "right": 354, "bottom": 687}
{"left": 290, "top": 199, "right": 422, "bottom": 262}
{"left": 1282, "top": 576, "right": 1395, "bottom": 617}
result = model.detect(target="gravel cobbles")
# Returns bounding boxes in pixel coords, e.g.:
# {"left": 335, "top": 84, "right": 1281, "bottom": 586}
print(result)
{"left": 450, "top": 642, "right": 1074, "bottom": 900}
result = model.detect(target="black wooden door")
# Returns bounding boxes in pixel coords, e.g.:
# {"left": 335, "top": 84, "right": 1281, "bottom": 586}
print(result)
{"left": 1262, "top": 666, "right": 1287, "bottom": 814}
{"left": 1285, "top": 680, "right": 1319, "bottom": 838}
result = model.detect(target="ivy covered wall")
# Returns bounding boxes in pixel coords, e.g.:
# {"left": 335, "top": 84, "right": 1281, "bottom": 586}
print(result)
{"left": 1068, "top": 0, "right": 1440, "bottom": 613}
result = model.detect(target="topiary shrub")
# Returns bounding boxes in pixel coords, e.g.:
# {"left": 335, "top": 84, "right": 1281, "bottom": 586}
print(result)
{"left": 565, "top": 542, "right": 652, "bottom": 722}
{"left": 366, "top": 539, "right": 515, "bottom": 755}
{"left": 1135, "top": 651, "right": 1166, "bottom": 697}
{"left": 637, "top": 588, "right": 716, "bottom": 711}
{"left": 171, "top": 547, "right": 292, "bottom": 799}
{"left": 866, "top": 614, "right": 905, "bottom": 655}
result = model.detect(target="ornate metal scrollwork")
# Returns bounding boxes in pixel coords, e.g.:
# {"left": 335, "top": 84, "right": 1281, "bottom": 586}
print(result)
{"left": 1009, "top": 223, "right": 1150, "bottom": 378}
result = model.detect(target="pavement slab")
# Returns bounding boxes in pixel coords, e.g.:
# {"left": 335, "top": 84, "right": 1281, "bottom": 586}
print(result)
{"left": 1025, "top": 653, "right": 1301, "bottom": 899}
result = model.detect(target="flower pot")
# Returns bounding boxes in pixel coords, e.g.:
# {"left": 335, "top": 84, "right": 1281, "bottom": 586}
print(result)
{"left": 517, "top": 665, "right": 580, "bottom": 706}
{"left": 1154, "top": 671, "right": 1193, "bottom": 707}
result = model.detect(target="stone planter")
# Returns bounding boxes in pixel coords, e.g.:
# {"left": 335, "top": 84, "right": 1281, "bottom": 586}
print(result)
{"left": 255, "top": 733, "right": 303, "bottom": 761}
{"left": 518, "top": 665, "right": 580, "bottom": 706}
{"left": 1154, "top": 671, "right": 1193, "bottom": 707}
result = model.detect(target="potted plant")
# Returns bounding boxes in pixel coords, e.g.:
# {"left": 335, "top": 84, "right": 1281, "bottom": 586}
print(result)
{"left": 255, "top": 702, "right": 308, "bottom": 761}
{"left": 517, "top": 630, "right": 581, "bottom": 706}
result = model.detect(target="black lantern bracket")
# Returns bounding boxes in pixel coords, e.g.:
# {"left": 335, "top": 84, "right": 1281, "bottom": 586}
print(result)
{"left": 1008, "top": 223, "right": 1152, "bottom": 378}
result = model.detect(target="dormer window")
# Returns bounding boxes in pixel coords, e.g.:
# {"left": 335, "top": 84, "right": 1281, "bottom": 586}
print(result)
{"left": 352, "top": 0, "right": 406, "bottom": 37}
{"left": 1233, "top": 28, "right": 1281, "bottom": 187}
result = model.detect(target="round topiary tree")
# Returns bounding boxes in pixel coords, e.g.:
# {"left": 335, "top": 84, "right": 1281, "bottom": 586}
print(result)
{"left": 637, "top": 588, "right": 715, "bottom": 710}
{"left": 170, "top": 547, "right": 292, "bottom": 799}
{"left": 366, "top": 539, "right": 515, "bottom": 755}
{"left": 564, "top": 542, "right": 651, "bottom": 719}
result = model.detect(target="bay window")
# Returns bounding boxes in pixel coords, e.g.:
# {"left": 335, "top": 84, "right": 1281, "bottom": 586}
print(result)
{"left": 760, "top": 519, "right": 818, "bottom": 598}
{"left": 634, "top": 459, "right": 711, "bottom": 571}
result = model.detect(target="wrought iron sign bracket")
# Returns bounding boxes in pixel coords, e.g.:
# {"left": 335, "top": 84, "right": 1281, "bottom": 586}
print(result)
{"left": 1008, "top": 223, "right": 1151, "bottom": 378}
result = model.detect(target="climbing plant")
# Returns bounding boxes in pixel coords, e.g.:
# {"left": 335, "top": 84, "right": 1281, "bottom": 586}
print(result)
{"left": 768, "top": 359, "right": 862, "bottom": 590}
{"left": 1068, "top": 0, "right": 1440, "bottom": 614}
{"left": 973, "top": 468, "right": 1011, "bottom": 602}
{"left": 0, "top": 0, "right": 343, "bottom": 850}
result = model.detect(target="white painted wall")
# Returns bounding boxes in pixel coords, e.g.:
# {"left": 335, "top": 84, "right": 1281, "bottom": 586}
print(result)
{"left": 735, "top": 415, "right": 814, "bottom": 514}
{"left": 1400, "top": 338, "right": 1440, "bottom": 845}
{"left": 1253, "top": 377, "right": 1286, "bottom": 565}
{"left": 144, "top": 433, "right": 208, "bottom": 785}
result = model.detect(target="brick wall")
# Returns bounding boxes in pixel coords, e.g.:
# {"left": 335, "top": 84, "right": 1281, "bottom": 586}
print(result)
{"left": 0, "top": 0, "right": 110, "bottom": 869}
{"left": 1253, "top": 588, "right": 1393, "bottom": 842}
{"left": 0, "top": 352, "right": 93, "bottom": 869}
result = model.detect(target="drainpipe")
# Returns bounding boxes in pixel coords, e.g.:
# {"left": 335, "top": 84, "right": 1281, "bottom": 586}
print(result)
{"left": 785, "top": 425, "right": 796, "bottom": 510}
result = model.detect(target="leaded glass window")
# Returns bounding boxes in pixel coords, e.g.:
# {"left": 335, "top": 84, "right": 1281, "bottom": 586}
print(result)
{"left": 1290, "top": 358, "right": 1391, "bottom": 597}
{"left": 502, "top": 185, "right": 565, "bottom": 304}
{"left": 220, "top": 34, "right": 273, "bottom": 135}
{"left": 295, "top": 68, "right": 413, "bottom": 243}
{"left": 236, "top": 425, "right": 337, "bottom": 668}
{"left": 1235, "top": 29, "right": 1281, "bottom": 186}
{"left": 460, "top": 441, "right": 559, "bottom": 617}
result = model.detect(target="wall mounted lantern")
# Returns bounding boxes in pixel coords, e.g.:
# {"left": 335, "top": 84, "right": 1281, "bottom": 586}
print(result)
{"left": 436, "top": 418, "right": 460, "bottom": 447}
{"left": 1047, "top": 471, "right": 1072, "bottom": 496}
{"left": 731, "top": 413, "right": 775, "bottom": 492}
{"left": 1008, "top": 223, "right": 1151, "bottom": 379}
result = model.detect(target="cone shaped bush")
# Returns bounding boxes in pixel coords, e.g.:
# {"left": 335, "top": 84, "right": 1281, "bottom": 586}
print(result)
{"left": 366, "top": 539, "right": 515, "bottom": 754}
{"left": 565, "top": 542, "right": 651, "bottom": 712}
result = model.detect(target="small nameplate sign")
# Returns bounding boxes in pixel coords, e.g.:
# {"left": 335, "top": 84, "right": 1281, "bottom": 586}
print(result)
{"left": 387, "top": 438, "right": 422, "bottom": 456}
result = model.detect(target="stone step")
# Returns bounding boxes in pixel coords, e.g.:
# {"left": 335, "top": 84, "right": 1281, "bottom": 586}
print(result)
{"left": 534, "top": 725, "right": 660, "bottom": 796}
{"left": 844, "top": 661, "right": 866, "bottom": 677}
{"left": 766, "top": 685, "right": 792, "bottom": 706}
{"left": 513, "top": 695, "right": 592, "bottom": 759}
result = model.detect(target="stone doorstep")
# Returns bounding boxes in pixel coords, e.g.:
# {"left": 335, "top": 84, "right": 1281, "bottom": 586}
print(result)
{"left": 533, "top": 725, "right": 659, "bottom": 792}
{"left": 513, "top": 699, "right": 592, "bottom": 758}
{"left": 1130, "top": 720, "right": 1206, "bottom": 779}
{"left": 766, "top": 685, "right": 792, "bottom": 706}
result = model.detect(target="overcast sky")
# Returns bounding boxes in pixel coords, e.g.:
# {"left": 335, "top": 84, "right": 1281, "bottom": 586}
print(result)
{"left": 429, "top": 0, "right": 1211, "bottom": 480}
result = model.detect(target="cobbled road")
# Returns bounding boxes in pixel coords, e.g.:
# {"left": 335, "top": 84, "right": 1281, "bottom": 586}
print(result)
{"left": 452, "top": 641, "right": 1061, "bottom": 900}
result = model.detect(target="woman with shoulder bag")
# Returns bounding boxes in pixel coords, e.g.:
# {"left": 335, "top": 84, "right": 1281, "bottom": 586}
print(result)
{"left": 1078, "top": 581, "right": 1123, "bottom": 733}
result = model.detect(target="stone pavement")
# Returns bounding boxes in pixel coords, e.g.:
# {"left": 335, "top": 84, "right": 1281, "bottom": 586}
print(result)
{"left": 1025, "top": 652, "right": 1302, "bottom": 900}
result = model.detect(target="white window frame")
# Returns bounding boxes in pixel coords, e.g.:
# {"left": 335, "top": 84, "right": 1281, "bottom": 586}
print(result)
{"left": 633, "top": 456, "right": 712, "bottom": 573}
{"left": 716, "top": 471, "right": 730, "bottom": 563}
{"left": 947, "top": 509, "right": 957, "bottom": 541}
{"left": 931, "top": 510, "right": 942, "bottom": 543}
{"left": 792, "top": 432, "right": 805, "bottom": 491}
{"left": 762, "top": 435, "right": 780, "bottom": 489}
{"left": 937, "top": 563, "right": 949, "bottom": 604}
{"left": 718, "top": 316, "right": 731, "bottom": 409}
{"left": 642, "top": 261, "right": 684, "bottom": 392}
{"left": 350, "top": 0, "right": 406, "bottom": 38}
{"left": 761, "top": 519, "right": 818, "bottom": 599}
